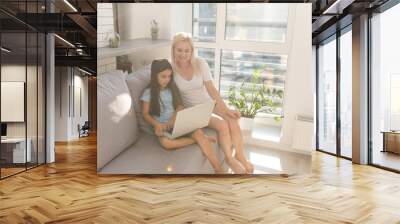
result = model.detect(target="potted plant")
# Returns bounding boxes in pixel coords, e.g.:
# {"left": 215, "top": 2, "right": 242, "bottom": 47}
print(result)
{"left": 256, "top": 87, "right": 284, "bottom": 127}
{"left": 227, "top": 69, "right": 284, "bottom": 131}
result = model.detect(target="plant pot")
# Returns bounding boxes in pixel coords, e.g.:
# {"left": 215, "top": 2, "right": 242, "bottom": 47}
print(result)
{"left": 239, "top": 117, "right": 254, "bottom": 131}
{"left": 151, "top": 30, "right": 158, "bottom": 40}
{"left": 254, "top": 114, "right": 282, "bottom": 127}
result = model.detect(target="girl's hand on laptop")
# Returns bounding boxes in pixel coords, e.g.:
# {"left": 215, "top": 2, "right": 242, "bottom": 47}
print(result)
{"left": 166, "top": 118, "right": 175, "bottom": 130}
{"left": 154, "top": 123, "right": 164, "bottom": 137}
{"left": 161, "top": 124, "right": 169, "bottom": 131}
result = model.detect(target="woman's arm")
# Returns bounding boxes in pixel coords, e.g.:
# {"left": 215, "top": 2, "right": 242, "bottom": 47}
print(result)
{"left": 204, "top": 81, "right": 227, "bottom": 109}
{"left": 142, "top": 101, "right": 165, "bottom": 136}
{"left": 204, "top": 81, "right": 240, "bottom": 119}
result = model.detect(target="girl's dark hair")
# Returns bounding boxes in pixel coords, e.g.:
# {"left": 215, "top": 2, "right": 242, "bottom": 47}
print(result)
{"left": 148, "top": 59, "right": 183, "bottom": 117}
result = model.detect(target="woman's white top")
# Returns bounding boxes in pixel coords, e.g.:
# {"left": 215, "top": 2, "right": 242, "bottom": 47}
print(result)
{"left": 173, "top": 58, "right": 213, "bottom": 107}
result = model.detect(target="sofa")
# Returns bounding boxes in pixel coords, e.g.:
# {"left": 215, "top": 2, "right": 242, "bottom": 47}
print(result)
{"left": 97, "top": 68, "right": 225, "bottom": 174}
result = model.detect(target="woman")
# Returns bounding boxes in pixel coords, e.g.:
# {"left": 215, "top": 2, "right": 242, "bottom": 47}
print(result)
{"left": 171, "top": 32, "right": 254, "bottom": 174}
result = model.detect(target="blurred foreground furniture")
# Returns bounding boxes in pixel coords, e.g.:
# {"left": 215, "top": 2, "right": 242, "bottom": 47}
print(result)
{"left": 381, "top": 131, "right": 400, "bottom": 154}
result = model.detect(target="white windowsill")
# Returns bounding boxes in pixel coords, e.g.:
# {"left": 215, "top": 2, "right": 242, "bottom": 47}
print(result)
{"left": 97, "top": 38, "right": 171, "bottom": 60}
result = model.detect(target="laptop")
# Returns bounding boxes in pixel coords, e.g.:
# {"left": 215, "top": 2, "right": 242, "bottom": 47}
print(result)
{"left": 164, "top": 100, "right": 215, "bottom": 139}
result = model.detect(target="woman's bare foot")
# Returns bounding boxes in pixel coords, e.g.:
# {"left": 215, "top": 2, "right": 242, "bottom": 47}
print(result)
{"left": 235, "top": 155, "right": 254, "bottom": 174}
{"left": 226, "top": 157, "right": 246, "bottom": 174}
{"left": 243, "top": 161, "right": 254, "bottom": 174}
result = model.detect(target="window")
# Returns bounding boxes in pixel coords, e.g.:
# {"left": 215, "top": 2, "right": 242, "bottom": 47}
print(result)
{"left": 371, "top": 2, "right": 400, "bottom": 171}
{"left": 225, "top": 4, "right": 288, "bottom": 43}
{"left": 390, "top": 74, "right": 400, "bottom": 130}
{"left": 192, "top": 3, "right": 290, "bottom": 130}
{"left": 317, "top": 37, "right": 337, "bottom": 155}
{"left": 220, "top": 50, "right": 287, "bottom": 118}
{"left": 195, "top": 48, "right": 215, "bottom": 77}
{"left": 340, "top": 28, "right": 352, "bottom": 158}
{"left": 192, "top": 3, "right": 217, "bottom": 42}
{"left": 0, "top": 2, "right": 46, "bottom": 179}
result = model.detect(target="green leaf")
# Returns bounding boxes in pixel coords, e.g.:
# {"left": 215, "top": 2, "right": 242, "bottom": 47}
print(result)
{"left": 225, "top": 66, "right": 286, "bottom": 119}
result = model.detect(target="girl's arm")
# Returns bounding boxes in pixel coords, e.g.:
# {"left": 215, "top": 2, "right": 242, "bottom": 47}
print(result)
{"left": 142, "top": 101, "right": 165, "bottom": 136}
{"left": 204, "top": 81, "right": 240, "bottom": 119}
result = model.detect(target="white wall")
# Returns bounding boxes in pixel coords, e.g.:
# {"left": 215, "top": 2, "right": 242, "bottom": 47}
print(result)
{"left": 112, "top": 3, "right": 191, "bottom": 71}
{"left": 117, "top": 3, "right": 191, "bottom": 41}
{"left": 285, "top": 4, "right": 313, "bottom": 153}
{"left": 118, "top": 3, "right": 172, "bottom": 40}
{"left": 55, "top": 67, "right": 71, "bottom": 141}
{"left": 249, "top": 4, "right": 313, "bottom": 154}
{"left": 98, "top": 3, "right": 115, "bottom": 48}
{"left": 55, "top": 67, "right": 89, "bottom": 141}
{"left": 1, "top": 65, "right": 37, "bottom": 137}
{"left": 72, "top": 74, "right": 89, "bottom": 138}
{"left": 1, "top": 66, "right": 26, "bottom": 139}
{"left": 170, "top": 4, "right": 192, "bottom": 39}
{"left": 1, "top": 63, "right": 47, "bottom": 163}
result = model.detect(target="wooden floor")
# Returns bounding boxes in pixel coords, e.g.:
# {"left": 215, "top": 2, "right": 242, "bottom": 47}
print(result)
{"left": 1, "top": 135, "right": 400, "bottom": 223}
{"left": 373, "top": 150, "right": 400, "bottom": 171}
{"left": 1, "top": 167, "right": 26, "bottom": 178}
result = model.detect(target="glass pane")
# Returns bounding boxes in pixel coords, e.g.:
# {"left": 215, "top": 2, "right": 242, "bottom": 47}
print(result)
{"left": 1, "top": 31, "right": 27, "bottom": 177}
{"left": 318, "top": 37, "right": 337, "bottom": 154}
{"left": 220, "top": 50, "right": 287, "bottom": 126}
{"left": 195, "top": 48, "right": 215, "bottom": 78}
{"left": 193, "top": 3, "right": 217, "bottom": 42}
{"left": 390, "top": 75, "right": 400, "bottom": 130}
{"left": 340, "top": 29, "right": 352, "bottom": 158}
{"left": 371, "top": 3, "right": 400, "bottom": 171}
{"left": 226, "top": 4, "right": 288, "bottom": 43}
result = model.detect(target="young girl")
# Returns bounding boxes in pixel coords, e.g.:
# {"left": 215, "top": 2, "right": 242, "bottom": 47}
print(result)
{"left": 141, "top": 59, "right": 224, "bottom": 174}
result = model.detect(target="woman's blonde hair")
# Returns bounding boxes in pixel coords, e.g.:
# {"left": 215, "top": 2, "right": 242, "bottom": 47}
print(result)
{"left": 171, "top": 32, "right": 201, "bottom": 75}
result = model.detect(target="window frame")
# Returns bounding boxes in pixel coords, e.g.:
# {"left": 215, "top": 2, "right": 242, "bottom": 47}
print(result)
{"left": 192, "top": 3, "right": 295, "bottom": 123}
{"left": 315, "top": 25, "right": 353, "bottom": 161}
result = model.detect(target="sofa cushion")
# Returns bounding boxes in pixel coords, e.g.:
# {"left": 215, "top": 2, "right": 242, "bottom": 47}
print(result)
{"left": 98, "top": 128, "right": 225, "bottom": 174}
{"left": 125, "top": 64, "right": 151, "bottom": 112}
{"left": 97, "top": 70, "right": 139, "bottom": 170}
{"left": 125, "top": 65, "right": 153, "bottom": 133}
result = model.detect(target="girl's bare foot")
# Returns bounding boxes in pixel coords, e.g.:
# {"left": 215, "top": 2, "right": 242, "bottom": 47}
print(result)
{"left": 235, "top": 155, "right": 254, "bottom": 174}
{"left": 226, "top": 157, "right": 246, "bottom": 174}
{"left": 214, "top": 166, "right": 225, "bottom": 174}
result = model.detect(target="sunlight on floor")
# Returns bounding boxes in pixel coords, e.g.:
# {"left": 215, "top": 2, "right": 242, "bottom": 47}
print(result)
{"left": 249, "top": 152, "right": 282, "bottom": 172}
{"left": 251, "top": 123, "right": 282, "bottom": 142}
